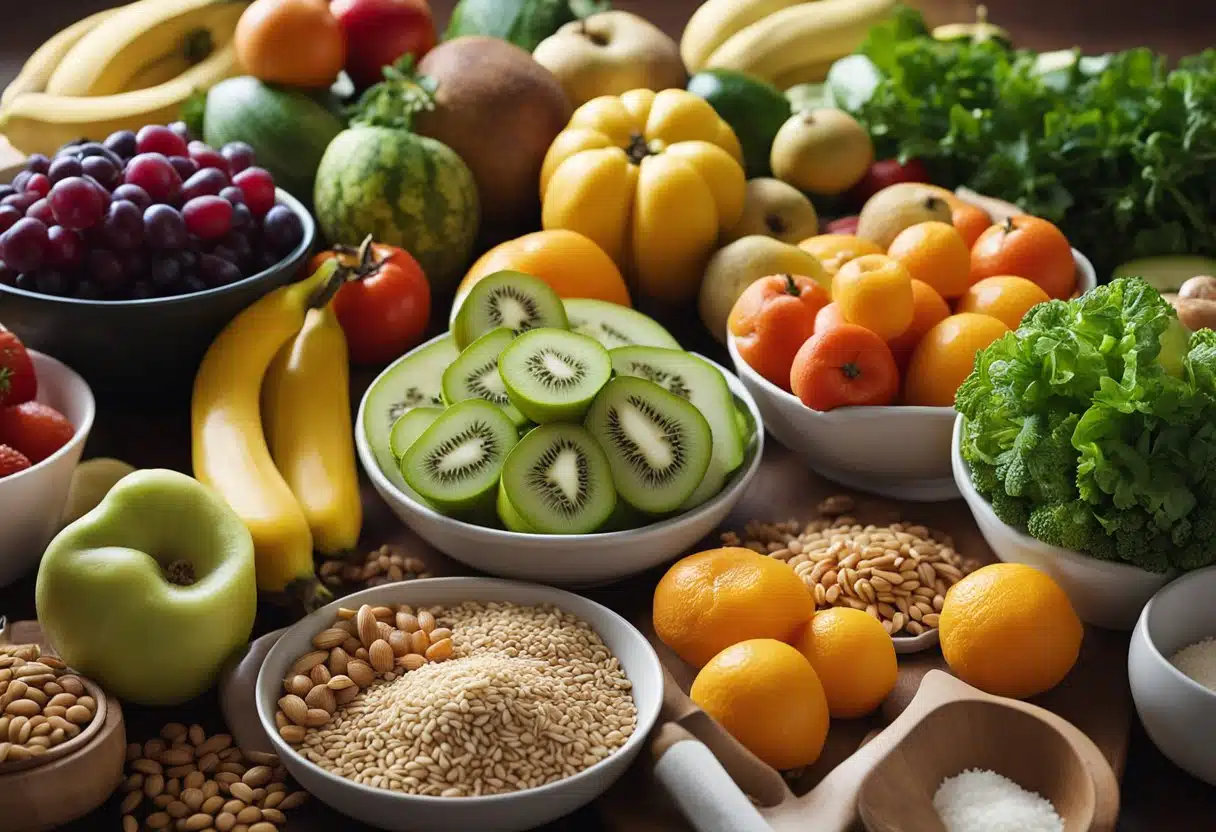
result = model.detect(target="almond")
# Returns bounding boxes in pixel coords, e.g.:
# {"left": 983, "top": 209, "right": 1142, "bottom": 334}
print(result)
{"left": 288, "top": 651, "right": 328, "bottom": 677}
{"left": 356, "top": 605, "right": 378, "bottom": 647}
{"left": 277, "top": 695, "right": 308, "bottom": 727}
{"left": 311, "top": 628, "right": 349, "bottom": 651}
{"left": 368, "top": 640, "right": 394, "bottom": 673}
{"left": 305, "top": 684, "right": 336, "bottom": 714}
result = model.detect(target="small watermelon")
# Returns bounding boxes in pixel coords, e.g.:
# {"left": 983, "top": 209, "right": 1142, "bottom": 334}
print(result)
{"left": 314, "top": 126, "right": 480, "bottom": 295}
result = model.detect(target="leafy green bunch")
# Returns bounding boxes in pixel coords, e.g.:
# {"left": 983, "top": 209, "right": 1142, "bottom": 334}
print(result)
{"left": 956, "top": 278, "right": 1216, "bottom": 573}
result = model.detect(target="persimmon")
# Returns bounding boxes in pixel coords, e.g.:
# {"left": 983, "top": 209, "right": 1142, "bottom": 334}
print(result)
{"left": 235, "top": 0, "right": 347, "bottom": 87}
{"left": 970, "top": 215, "right": 1076, "bottom": 300}
{"left": 789, "top": 324, "right": 899, "bottom": 412}
{"left": 729, "top": 274, "right": 830, "bottom": 390}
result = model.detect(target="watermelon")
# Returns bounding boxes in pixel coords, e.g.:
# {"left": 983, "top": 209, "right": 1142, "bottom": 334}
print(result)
{"left": 202, "top": 77, "right": 345, "bottom": 205}
{"left": 314, "top": 126, "right": 480, "bottom": 295}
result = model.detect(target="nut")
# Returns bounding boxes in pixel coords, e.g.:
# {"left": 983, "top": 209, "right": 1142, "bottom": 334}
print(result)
{"left": 288, "top": 651, "right": 328, "bottom": 677}
{"left": 356, "top": 605, "right": 379, "bottom": 647}
{"left": 311, "top": 628, "right": 349, "bottom": 651}
{"left": 368, "top": 640, "right": 394, "bottom": 673}
{"left": 304, "top": 684, "right": 336, "bottom": 714}
{"left": 277, "top": 695, "right": 308, "bottom": 726}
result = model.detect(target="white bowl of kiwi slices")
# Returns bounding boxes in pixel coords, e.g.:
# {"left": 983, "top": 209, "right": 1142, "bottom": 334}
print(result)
{"left": 356, "top": 272, "right": 764, "bottom": 587}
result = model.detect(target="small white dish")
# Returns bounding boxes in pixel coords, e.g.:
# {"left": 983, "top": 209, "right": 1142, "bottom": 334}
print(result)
{"left": 0, "top": 350, "right": 94, "bottom": 587}
{"left": 893, "top": 627, "right": 939, "bottom": 655}
{"left": 356, "top": 350, "right": 764, "bottom": 587}
{"left": 1129, "top": 566, "right": 1216, "bottom": 786}
{"left": 256, "top": 578, "right": 664, "bottom": 832}
{"left": 951, "top": 415, "right": 1173, "bottom": 630}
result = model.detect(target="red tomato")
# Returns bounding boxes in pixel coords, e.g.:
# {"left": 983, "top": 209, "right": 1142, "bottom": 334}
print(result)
{"left": 0, "top": 401, "right": 75, "bottom": 464}
{"left": 330, "top": 0, "right": 437, "bottom": 88}
{"left": 847, "top": 158, "right": 931, "bottom": 208}
{"left": 311, "top": 241, "right": 431, "bottom": 365}
{"left": 0, "top": 329, "right": 36, "bottom": 407}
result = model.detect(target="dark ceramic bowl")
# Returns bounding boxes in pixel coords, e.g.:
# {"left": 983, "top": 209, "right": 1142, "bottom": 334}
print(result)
{"left": 0, "top": 188, "right": 315, "bottom": 394}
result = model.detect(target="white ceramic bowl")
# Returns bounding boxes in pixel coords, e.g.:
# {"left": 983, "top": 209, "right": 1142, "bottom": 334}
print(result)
{"left": 1129, "top": 567, "right": 1216, "bottom": 785}
{"left": 355, "top": 348, "right": 764, "bottom": 587}
{"left": 0, "top": 350, "right": 94, "bottom": 587}
{"left": 951, "top": 415, "right": 1172, "bottom": 630}
{"left": 256, "top": 578, "right": 664, "bottom": 832}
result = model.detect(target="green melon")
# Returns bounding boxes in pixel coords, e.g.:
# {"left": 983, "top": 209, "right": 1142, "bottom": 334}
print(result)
{"left": 314, "top": 126, "right": 481, "bottom": 295}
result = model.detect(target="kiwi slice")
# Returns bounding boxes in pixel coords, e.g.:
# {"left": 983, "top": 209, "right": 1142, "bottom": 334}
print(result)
{"left": 563, "top": 298, "right": 681, "bottom": 350}
{"left": 598, "top": 498, "right": 648, "bottom": 532}
{"left": 499, "top": 423, "right": 617, "bottom": 534}
{"left": 498, "top": 328, "right": 612, "bottom": 424}
{"left": 584, "top": 377, "right": 712, "bottom": 515}
{"left": 389, "top": 406, "right": 444, "bottom": 460}
{"left": 363, "top": 335, "right": 459, "bottom": 490}
{"left": 733, "top": 393, "right": 757, "bottom": 444}
{"left": 401, "top": 399, "right": 518, "bottom": 516}
{"left": 497, "top": 485, "right": 537, "bottom": 533}
{"left": 452, "top": 270, "right": 569, "bottom": 350}
{"left": 442, "top": 327, "right": 527, "bottom": 425}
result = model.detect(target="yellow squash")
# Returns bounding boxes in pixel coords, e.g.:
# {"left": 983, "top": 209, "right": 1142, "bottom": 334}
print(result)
{"left": 540, "top": 88, "right": 747, "bottom": 306}
{"left": 263, "top": 305, "right": 362, "bottom": 556}
{"left": 191, "top": 259, "right": 340, "bottom": 607}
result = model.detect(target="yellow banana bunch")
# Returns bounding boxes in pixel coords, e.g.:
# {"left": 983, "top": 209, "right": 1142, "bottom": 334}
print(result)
{"left": 192, "top": 261, "right": 350, "bottom": 609}
{"left": 680, "top": 0, "right": 811, "bottom": 74}
{"left": 0, "top": 5, "right": 125, "bottom": 107}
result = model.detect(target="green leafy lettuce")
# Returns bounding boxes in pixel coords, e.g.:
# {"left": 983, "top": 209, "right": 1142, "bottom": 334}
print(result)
{"left": 839, "top": 7, "right": 1216, "bottom": 276}
{"left": 956, "top": 277, "right": 1216, "bottom": 573}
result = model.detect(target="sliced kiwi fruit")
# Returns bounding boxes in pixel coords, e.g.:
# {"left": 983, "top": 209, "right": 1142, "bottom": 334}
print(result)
{"left": 363, "top": 335, "right": 459, "bottom": 490}
{"left": 733, "top": 393, "right": 757, "bottom": 444}
{"left": 452, "top": 270, "right": 569, "bottom": 350}
{"left": 498, "top": 328, "right": 612, "bottom": 424}
{"left": 389, "top": 406, "right": 444, "bottom": 461}
{"left": 563, "top": 298, "right": 681, "bottom": 350}
{"left": 584, "top": 377, "right": 713, "bottom": 515}
{"left": 442, "top": 327, "right": 527, "bottom": 425}
{"left": 401, "top": 399, "right": 519, "bottom": 516}
{"left": 497, "top": 485, "right": 537, "bottom": 533}
{"left": 499, "top": 423, "right": 617, "bottom": 535}
{"left": 598, "top": 498, "right": 648, "bottom": 532}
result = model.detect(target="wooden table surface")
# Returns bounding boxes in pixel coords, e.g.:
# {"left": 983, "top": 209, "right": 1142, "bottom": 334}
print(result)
{"left": 3, "top": 1, "right": 1215, "bottom": 829}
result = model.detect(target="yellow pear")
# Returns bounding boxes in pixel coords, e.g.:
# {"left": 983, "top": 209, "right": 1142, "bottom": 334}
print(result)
{"left": 722, "top": 178, "right": 819, "bottom": 245}
{"left": 770, "top": 109, "right": 874, "bottom": 196}
{"left": 856, "top": 183, "right": 954, "bottom": 250}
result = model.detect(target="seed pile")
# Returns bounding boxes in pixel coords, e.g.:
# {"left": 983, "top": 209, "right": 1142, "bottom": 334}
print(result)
{"left": 295, "top": 601, "right": 637, "bottom": 797}
{"left": 0, "top": 643, "right": 95, "bottom": 763}
{"left": 119, "top": 723, "right": 308, "bottom": 832}
{"left": 933, "top": 768, "right": 1064, "bottom": 832}
{"left": 318, "top": 544, "right": 432, "bottom": 591}
{"left": 275, "top": 602, "right": 456, "bottom": 743}
{"left": 1169, "top": 637, "right": 1216, "bottom": 692}
{"left": 721, "top": 495, "right": 978, "bottom": 636}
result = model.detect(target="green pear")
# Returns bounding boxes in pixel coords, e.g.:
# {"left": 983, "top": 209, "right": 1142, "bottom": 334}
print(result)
{"left": 36, "top": 469, "right": 257, "bottom": 706}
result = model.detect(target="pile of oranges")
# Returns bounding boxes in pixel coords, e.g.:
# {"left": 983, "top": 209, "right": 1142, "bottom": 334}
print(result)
{"left": 728, "top": 202, "right": 1077, "bottom": 412}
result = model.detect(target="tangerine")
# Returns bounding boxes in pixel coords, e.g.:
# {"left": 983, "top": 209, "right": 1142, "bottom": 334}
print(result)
{"left": 887, "top": 221, "right": 972, "bottom": 299}
{"left": 903, "top": 313, "right": 1009, "bottom": 407}
{"left": 795, "top": 608, "right": 898, "bottom": 718}
{"left": 888, "top": 278, "right": 951, "bottom": 371}
{"left": 798, "top": 234, "right": 884, "bottom": 277}
{"left": 970, "top": 216, "right": 1076, "bottom": 300}
{"left": 951, "top": 203, "right": 992, "bottom": 248}
{"left": 831, "top": 254, "right": 914, "bottom": 341}
{"left": 956, "top": 275, "right": 1051, "bottom": 330}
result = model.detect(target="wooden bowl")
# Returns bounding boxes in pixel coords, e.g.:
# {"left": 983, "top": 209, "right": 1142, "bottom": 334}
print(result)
{"left": 0, "top": 676, "right": 108, "bottom": 775}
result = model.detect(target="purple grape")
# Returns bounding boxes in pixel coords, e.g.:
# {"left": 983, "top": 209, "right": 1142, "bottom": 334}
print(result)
{"left": 81, "top": 155, "right": 121, "bottom": 190}
{"left": 143, "top": 204, "right": 187, "bottom": 250}
{"left": 183, "top": 195, "right": 232, "bottom": 240}
{"left": 75, "top": 280, "right": 103, "bottom": 300}
{"left": 46, "top": 226, "right": 83, "bottom": 269}
{"left": 111, "top": 184, "right": 151, "bottom": 211}
{"left": 48, "top": 177, "right": 105, "bottom": 230}
{"left": 25, "top": 174, "right": 50, "bottom": 199}
{"left": 85, "top": 248, "right": 124, "bottom": 292}
{"left": 175, "top": 249, "right": 199, "bottom": 272}
{"left": 129, "top": 281, "right": 154, "bottom": 299}
{"left": 2, "top": 193, "right": 37, "bottom": 213}
{"left": 167, "top": 121, "right": 192, "bottom": 143}
{"left": 55, "top": 142, "right": 81, "bottom": 158}
{"left": 78, "top": 142, "right": 123, "bottom": 167}
{"left": 0, "top": 263, "right": 16, "bottom": 286}
{"left": 182, "top": 274, "right": 208, "bottom": 294}
{"left": 35, "top": 269, "right": 66, "bottom": 296}
{"left": 150, "top": 256, "right": 181, "bottom": 289}
{"left": 103, "top": 130, "right": 138, "bottom": 159}
{"left": 219, "top": 185, "right": 245, "bottom": 206}
{"left": 210, "top": 244, "right": 237, "bottom": 264}
{"left": 0, "top": 218, "right": 48, "bottom": 273}
{"left": 199, "top": 253, "right": 242, "bottom": 287}
{"left": 25, "top": 154, "right": 50, "bottom": 175}
{"left": 181, "top": 168, "right": 230, "bottom": 202}
{"left": 103, "top": 200, "right": 144, "bottom": 251}
{"left": 82, "top": 176, "right": 112, "bottom": 212}
{"left": 262, "top": 204, "right": 304, "bottom": 254}
{"left": 0, "top": 206, "right": 22, "bottom": 234}
{"left": 219, "top": 231, "right": 252, "bottom": 267}
{"left": 48, "top": 156, "right": 83, "bottom": 184}
{"left": 254, "top": 248, "right": 280, "bottom": 272}
{"left": 124, "top": 153, "right": 181, "bottom": 204}
{"left": 14, "top": 272, "right": 36, "bottom": 291}
{"left": 11, "top": 171, "right": 32, "bottom": 192}
{"left": 221, "top": 142, "right": 256, "bottom": 175}
{"left": 0, "top": 186, "right": 14, "bottom": 200}
{"left": 169, "top": 155, "right": 198, "bottom": 180}
{"left": 119, "top": 249, "right": 147, "bottom": 280}
{"left": 26, "top": 198, "right": 54, "bottom": 226}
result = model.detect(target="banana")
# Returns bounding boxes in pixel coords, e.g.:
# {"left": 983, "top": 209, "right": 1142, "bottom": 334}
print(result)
{"left": 680, "top": 0, "right": 814, "bottom": 74}
{"left": 704, "top": 0, "right": 897, "bottom": 85}
{"left": 192, "top": 259, "right": 343, "bottom": 609}
{"left": 0, "top": 42, "right": 239, "bottom": 158}
{"left": 771, "top": 59, "right": 836, "bottom": 90}
{"left": 0, "top": 4, "right": 125, "bottom": 106}
{"left": 263, "top": 306, "right": 363, "bottom": 557}
{"left": 45, "top": 0, "right": 247, "bottom": 98}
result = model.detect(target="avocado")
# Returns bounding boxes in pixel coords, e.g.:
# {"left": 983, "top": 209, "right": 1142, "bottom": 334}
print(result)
{"left": 1111, "top": 256, "right": 1216, "bottom": 293}
{"left": 687, "top": 69, "right": 791, "bottom": 179}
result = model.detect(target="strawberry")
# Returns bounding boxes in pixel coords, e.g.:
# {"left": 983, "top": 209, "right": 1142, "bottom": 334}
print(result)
{"left": 0, "top": 402, "right": 75, "bottom": 464}
{"left": 0, "top": 329, "right": 36, "bottom": 406}
{"left": 0, "top": 444, "right": 31, "bottom": 478}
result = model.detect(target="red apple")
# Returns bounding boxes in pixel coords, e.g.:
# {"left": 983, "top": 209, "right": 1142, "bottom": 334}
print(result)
{"left": 330, "top": 0, "right": 437, "bottom": 88}
{"left": 847, "top": 158, "right": 931, "bottom": 208}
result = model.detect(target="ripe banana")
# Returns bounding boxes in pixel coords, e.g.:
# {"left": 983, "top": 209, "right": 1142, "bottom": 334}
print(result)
{"left": 192, "top": 260, "right": 343, "bottom": 608}
{"left": 46, "top": 0, "right": 247, "bottom": 98}
{"left": 0, "top": 4, "right": 125, "bottom": 107}
{"left": 0, "top": 42, "right": 238, "bottom": 158}
{"left": 263, "top": 306, "right": 363, "bottom": 557}
{"left": 680, "top": 0, "right": 813, "bottom": 74}
{"left": 705, "top": 0, "right": 897, "bottom": 85}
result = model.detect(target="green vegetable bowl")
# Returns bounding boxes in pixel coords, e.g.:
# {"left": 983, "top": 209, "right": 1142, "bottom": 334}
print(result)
{"left": 952, "top": 415, "right": 1174, "bottom": 631}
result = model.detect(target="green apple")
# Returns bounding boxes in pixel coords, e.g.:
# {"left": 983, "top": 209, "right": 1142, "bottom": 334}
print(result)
{"left": 36, "top": 469, "right": 257, "bottom": 706}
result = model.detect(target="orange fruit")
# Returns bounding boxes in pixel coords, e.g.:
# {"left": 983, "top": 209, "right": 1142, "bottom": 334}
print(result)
{"left": 951, "top": 203, "right": 992, "bottom": 248}
{"left": 831, "top": 254, "right": 914, "bottom": 341}
{"left": 795, "top": 608, "right": 898, "bottom": 718}
{"left": 653, "top": 548, "right": 815, "bottom": 669}
{"left": 887, "top": 278, "right": 951, "bottom": 370}
{"left": 690, "top": 639, "right": 830, "bottom": 769}
{"left": 956, "top": 276, "right": 1051, "bottom": 330}
{"left": 903, "top": 313, "right": 1009, "bottom": 407}
{"left": 970, "top": 216, "right": 1076, "bottom": 300}
{"left": 939, "top": 563, "right": 1083, "bottom": 699}
{"left": 887, "top": 221, "right": 972, "bottom": 299}
{"left": 798, "top": 234, "right": 884, "bottom": 277}
{"left": 814, "top": 302, "right": 846, "bottom": 333}
{"left": 455, "top": 229, "right": 631, "bottom": 308}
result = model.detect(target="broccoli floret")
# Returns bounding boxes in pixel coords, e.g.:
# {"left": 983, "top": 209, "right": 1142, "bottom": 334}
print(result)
{"left": 1026, "top": 501, "right": 1116, "bottom": 562}
{"left": 989, "top": 489, "right": 1031, "bottom": 530}
{"left": 1170, "top": 500, "right": 1216, "bottom": 571}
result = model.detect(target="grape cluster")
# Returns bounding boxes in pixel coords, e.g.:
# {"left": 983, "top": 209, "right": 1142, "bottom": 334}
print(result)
{"left": 0, "top": 122, "right": 306, "bottom": 301}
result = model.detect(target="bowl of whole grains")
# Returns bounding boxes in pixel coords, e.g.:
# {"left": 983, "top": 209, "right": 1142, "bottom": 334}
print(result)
{"left": 1129, "top": 566, "right": 1216, "bottom": 786}
{"left": 255, "top": 577, "right": 663, "bottom": 832}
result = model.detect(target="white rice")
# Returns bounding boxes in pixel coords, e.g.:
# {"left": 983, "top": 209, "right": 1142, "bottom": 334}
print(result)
{"left": 1169, "top": 637, "right": 1216, "bottom": 692}
{"left": 933, "top": 768, "right": 1064, "bottom": 832}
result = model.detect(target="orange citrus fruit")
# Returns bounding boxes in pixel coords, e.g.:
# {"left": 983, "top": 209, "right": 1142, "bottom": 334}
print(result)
{"left": 653, "top": 548, "right": 815, "bottom": 669}
{"left": 831, "top": 254, "right": 914, "bottom": 341}
{"left": 970, "top": 216, "right": 1076, "bottom": 300}
{"left": 939, "top": 563, "right": 1083, "bottom": 699}
{"left": 903, "top": 313, "right": 1009, "bottom": 407}
{"left": 888, "top": 278, "right": 951, "bottom": 370}
{"left": 690, "top": 639, "right": 830, "bottom": 770}
{"left": 887, "top": 221, "right": 973, "bottom": 299}
{"left": 951, "top": 203, "right": 992, "bottom": 248}
{"left": 795, "top": 608, "right": 898, "bottom": 718}
{"left": 798, "top": 234, "right": 884, "bottom": 277}
{"left": 956, "top": 275, "right": 1051, "bottom": 330}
